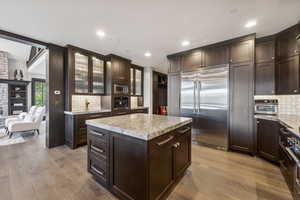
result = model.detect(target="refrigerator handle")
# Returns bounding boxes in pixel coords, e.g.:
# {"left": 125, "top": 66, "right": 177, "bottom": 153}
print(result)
{"left": 193, "top": 81, "right": 197, "bottom": 113}
{"left": 197, "top": 81, "right": 201, "bottom": 113}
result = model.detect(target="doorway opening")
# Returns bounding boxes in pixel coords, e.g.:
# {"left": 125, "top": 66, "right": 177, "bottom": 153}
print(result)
{"left": 0, "top": 36, "right": 48, "bottom": 147}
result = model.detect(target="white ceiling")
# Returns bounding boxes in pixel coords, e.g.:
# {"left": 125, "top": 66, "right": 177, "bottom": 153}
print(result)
{"left": 1, "top": 0, "right": 300, "bottom": 73}
{"left": 0, "top": 37, "right": 31, "bottom": 61}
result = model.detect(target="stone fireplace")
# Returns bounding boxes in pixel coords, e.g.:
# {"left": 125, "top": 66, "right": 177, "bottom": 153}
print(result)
{"left": 0, "top": 51, "right": 8, "bottom": 127}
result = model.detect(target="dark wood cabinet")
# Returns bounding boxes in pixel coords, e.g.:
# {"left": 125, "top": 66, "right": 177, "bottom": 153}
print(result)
{"left": 229, "top": 62, "right": 254, "bottom": 153}
{"left": 108, "top": 54, "right": 131, "bottom": 85}
{"left": 131, "top": 108, "right": 148, "bottom": 114}
{"left": 87, "top": 123, "right": 192, "bottom": 200}
{"left": 203, "top": 45, "right": 229, "bottom": 66}
{"left": 256, "top": 119, "right": 279, "bottom": 162}
{"left": 65, "top": 112, "right": 111, "bottom": 149}
{"left": 66, "top": 45, "right": 105, "bottom": 95}
{"left": 276, "top": 25, "right": 300, "bottom": 61}
{"left": 130, "top": 65, "right": 144, "bottom": 96}
{"left": 276, "top": 55, "right": 300, "bottom": 94}
{"left": 255, "top": 62, "right": 275, "bottom": 95}
{"left": 230, "top": 39, "right": 254, "bottom": 65}
{"left": 255, "top": 37, "right": 276, "bottom": 95}
{"left": 256, "top": 37, "right": 275, "bottom": 63}
{"left": 168, "top": 55, "right": 182, "bottom": 73}
{"left": 181, "top": 50, "right": 204, "bottom": 72}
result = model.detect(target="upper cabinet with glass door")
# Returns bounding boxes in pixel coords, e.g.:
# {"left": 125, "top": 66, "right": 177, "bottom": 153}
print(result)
{"left": 67, "top": 46, "right": 105, "bottom": 95}
{"left": 74, "top": 52, "right": 89, "bottom": 93}
{"left": 92, "top": 57, "right": 104, "bottom": 94}
{"left": 130, "top": 65, "right": 144, "bottom": 96}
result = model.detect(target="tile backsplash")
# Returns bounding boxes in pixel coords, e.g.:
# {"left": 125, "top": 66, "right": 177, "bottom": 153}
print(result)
{"left": 72, "top": 95, "right": 101, "bottom": 111}
{"left": 255, "top": 95, "right": 300, "bottom": 115}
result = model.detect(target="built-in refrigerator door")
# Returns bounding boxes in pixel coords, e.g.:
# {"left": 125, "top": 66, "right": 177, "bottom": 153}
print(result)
{"left": 180, "top": 72, "right": 197, "bottom": 115}
{"left": 194, "top": 65, "right": 229, "bottom": 150}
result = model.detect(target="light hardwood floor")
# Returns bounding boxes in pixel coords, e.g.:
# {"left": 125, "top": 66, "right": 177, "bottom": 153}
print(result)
{"left": 0, "top": 131, "right": 293, "bottom": 200}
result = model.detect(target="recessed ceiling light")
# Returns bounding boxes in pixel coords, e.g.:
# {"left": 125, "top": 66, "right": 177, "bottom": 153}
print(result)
{"left": 182, "top": 40, "right": 190, "bottom": 46}
{"left": 96, "top": 30, "right": 106, "bottom": 37}
{"left": 144, "top": 52, "right": 151, "bottom": 57}
{"left": 245, "top": 20, "right": 257, "bottom": 28}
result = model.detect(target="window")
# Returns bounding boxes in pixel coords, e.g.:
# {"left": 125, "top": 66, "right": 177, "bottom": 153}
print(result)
{"left": 32, "top": 78, "right": 46, "bottom": 106}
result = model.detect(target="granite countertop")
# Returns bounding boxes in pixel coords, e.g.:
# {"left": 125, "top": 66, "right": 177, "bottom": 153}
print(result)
{"left": 255, "top": 114, "right": 300, "bottom": 137}
{"left": 64, "top": 109, "right": 112, "bottom": 115}
{"left": 86, "top": 114, "right": 192, "bottom": 141}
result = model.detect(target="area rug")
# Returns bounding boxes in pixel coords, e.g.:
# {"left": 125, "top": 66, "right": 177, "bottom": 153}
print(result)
{"left": 0, "top": 129, "right": 34, "bottom": 146}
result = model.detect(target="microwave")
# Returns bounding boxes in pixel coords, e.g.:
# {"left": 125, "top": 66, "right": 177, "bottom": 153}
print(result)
{"left": 114, "top": 84, "right": 129, "bottom": 94}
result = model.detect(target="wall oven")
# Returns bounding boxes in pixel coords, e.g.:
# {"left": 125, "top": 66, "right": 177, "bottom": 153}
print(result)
{"left": 114, "top": 84, "right": 129, "bottom": 95}
{"left": 254, "top": 99, "right": 278, "bottom": 115}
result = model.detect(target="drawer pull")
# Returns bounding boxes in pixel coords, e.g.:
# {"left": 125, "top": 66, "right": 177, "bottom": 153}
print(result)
{"left": 173, "top": 142, "right": 181, "bottom": 148}
{"left": 90, "top": 130, "right": 104, "bottom": 137}
{"left": 157, "top": 136, "right": 174, "bottom": 146}
{"left": 178, "top": 127, "right": 191, "bottom": 134}
{"left": 91, "top": 145, "right": 104, "bottom": 154}
{"left": 296, "top": 34, "right": 300, "bottom": 40}
{"left": 91, "top": 165, "right": 104, "bottom": 176}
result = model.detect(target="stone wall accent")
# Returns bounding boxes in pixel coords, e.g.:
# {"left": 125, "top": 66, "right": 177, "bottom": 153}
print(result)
{"left": 0, "top": 51, "right": 9, "bottom": 127}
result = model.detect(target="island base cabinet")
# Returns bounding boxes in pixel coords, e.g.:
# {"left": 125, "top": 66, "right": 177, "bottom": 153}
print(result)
{"left": 87, "top": 123, "right": 192, "bottom": 200}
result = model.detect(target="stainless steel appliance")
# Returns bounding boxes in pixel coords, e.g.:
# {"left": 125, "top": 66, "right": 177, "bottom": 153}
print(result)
{"left": 254, "top": 99, "right": 278, "bottom": 115}
{"left": 114, "top": 84, "right": 129, "bottom": 94}
{"left": 113, "top": 96, "right": 129, "bottom": 110}
{"left": 180, "top": 65, "right": 229, "bottom": 150}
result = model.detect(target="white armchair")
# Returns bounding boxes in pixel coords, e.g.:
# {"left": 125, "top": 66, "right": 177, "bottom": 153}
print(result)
{"left": 5, "top": 106, "right": 37, "bottom": 131}
{"left": 7, "top": 106, "right": 45, "bottom": 138}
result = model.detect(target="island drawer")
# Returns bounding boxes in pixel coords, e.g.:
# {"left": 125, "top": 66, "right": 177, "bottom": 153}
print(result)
{"left": 88, "top": 137, "right": 108, "bottom": 161}
{"left": 174, "top": 124, "right": 192, "bottom": 137}
{"left": 88, "top": 155, "right": 108, "bottom": 185}
{"left": 88, "top": 127, "right": 109, "bottom": 143}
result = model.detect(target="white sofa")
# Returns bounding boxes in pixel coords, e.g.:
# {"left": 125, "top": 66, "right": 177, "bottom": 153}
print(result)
{"left": 7, "top": 106, "right": 45, "bottom": 138}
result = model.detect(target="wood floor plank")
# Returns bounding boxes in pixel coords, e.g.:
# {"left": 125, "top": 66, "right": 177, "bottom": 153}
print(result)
{"left": 0, "top": 128, "right": 293, "bottom": 200}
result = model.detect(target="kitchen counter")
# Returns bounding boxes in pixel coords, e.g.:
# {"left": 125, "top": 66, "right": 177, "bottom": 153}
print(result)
{"left": 255, "top": 114, "right": 300, "bottom": 137}
{"left": 86, "top": 113, "right": 192, "bottom": 200}
{"left": 64, "top": 109, "right": 112, "bottom": 115}
{"left": 86, "top": 113, "right": 192, "bottom": 141}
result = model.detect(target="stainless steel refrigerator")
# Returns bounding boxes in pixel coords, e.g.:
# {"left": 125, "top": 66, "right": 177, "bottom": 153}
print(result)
{"left": 180, "top": 65, "right": 229, "bottom": 150}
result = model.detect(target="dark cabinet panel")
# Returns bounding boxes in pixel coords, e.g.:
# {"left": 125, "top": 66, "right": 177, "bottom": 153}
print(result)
{"left": 168, "top": 56, "right": 182, "bottom": 73}
{"left": 112, "top": 56, "right": 130, "bottom": 85}
{"left": 276, "top": 25, "right": 300, "bottom": 60}
{"left": 173, "top": 129, "right": 191, "bottom": 178}
{"left": 203, "top": 45, "right": 229, "bottom": 66}
{"left": 229, "top": 62, "right": 254, "bottom": 153}
{"left": 182, "top": 50, "right": 204, "bottom": 72}
{"left": 256, "top": 39, "right": 275, "bottom": 63}
{"left": 276, "top": 55, "right": 300, "bottom": 94}
{"left": 257, "top": 119, "right": 279, "bottom": 162}
{"left": 149, "top": 133, "right": 175, "bottom": 200}
{"left": 255, "top": 62, "right": 275, "bottom": 95}
{"left": 230, "top": 40, "right": 254, "bottom": 64}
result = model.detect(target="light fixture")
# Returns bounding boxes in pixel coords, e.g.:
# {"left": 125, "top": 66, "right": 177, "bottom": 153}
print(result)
{"left": 144, "top": 52, "right": 152, "bottom": 57}
{"left": 245, "top": 20, "right": 257, "bottom": 28}
{"left": 96, "top": 30, "right": 106, "bottom": 37}
{"left": 182, "top": 40, "right": 190, "bottom": 46}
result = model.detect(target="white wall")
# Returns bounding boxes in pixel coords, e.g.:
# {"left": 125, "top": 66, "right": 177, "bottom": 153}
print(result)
{"left": 143, "top": 67, "right": 153, "bottom": 114}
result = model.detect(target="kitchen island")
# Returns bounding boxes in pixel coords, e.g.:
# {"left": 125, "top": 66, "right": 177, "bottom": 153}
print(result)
{"left": 86, "top": 114, "right": 192, "bottom": 200}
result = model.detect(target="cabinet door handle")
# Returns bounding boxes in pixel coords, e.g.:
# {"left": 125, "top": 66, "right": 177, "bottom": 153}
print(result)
{"left": 295, "top": 50, "right": 299, "bottom": 54}
{"left": 178, "top": 127, "right": 191, "bottom": 134}
{"left": 91, "top": 145, "right": 104, "bottom": 154}
{"left": 271, "top": 56, "right": 275, "bottom": 60}
{"left": 296, "top": 34, "right": 300, "bottom": 40}
{"left": 294, "top": 89, "right": 298, "bottom": 93}
{"left": 91, "top": 165, "right": 104, "bottom": 176}
{"left": 157, "top": 136, "right": 174, "bottom": 146}
{"left": 90, "top": 130, "right": 104, "bottom": 137}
